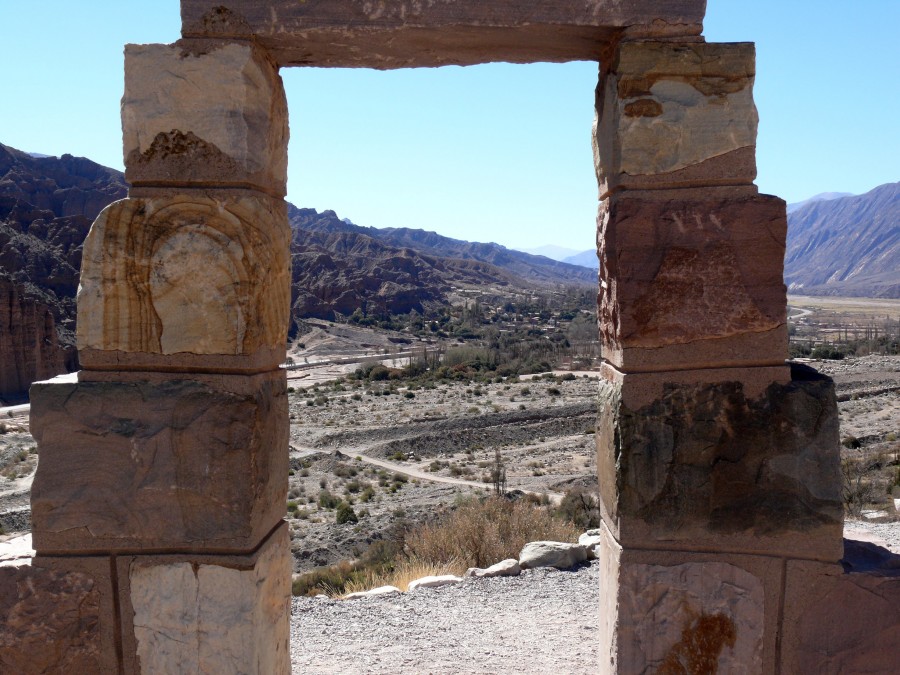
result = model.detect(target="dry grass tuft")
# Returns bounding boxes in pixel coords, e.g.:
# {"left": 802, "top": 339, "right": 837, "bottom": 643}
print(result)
{"left": 404, "top": 496, "right": 579, "bottom": 569}
{"left": 336, "top": 558, "right": 466, "bottom": 598}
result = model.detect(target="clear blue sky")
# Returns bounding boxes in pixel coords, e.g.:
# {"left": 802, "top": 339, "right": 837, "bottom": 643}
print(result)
{"left": 1, "top": 1, "right": 897, "bottom": 251}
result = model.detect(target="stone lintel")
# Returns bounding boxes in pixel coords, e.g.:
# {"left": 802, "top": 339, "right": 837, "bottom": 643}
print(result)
{"left": 180, "top": 0, "right": 706, "bottom": 68}
{"left": 116, "top": 522, "right": 291, "bottom": 675}
{"left": 596, "top": 362, "right": 844, "bottom": 561}
{"left": 29, "top": 370, "right": 288, "bottom": 554}
{"left": 597, "top": 191, "right": 789, "bottom": 371}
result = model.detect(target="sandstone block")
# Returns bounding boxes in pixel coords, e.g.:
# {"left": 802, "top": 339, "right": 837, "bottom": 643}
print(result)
{"left": 597, "top": 191, "right": 788, "bottom": 371}
{"left": 77, "top": 194, "right": 290, "bottom": 372}
{"left": 0, "top": 555, "right": 117, "bottom": 674}
{"left": 596, "top": 363, "right": 843, "bottom": 561}
{"left": 180, "top": 1, "right": 706, "bottom": 68}
{"left": 123, "top": 41, "right": 288, "bottom": 195}
{"left": 618, "top": 560, "right": 764, "bottom": 673}
{"left": 595, "top": 41, "right": 758, "bottom": 195}
{"left": 781, "top": 549, "right": 900, "bottom": 674}
{"left": 30, "top": 370, "right": 288, "bottom": 553}
{"left": 119, "top": 523, "right": 291, "bottom": 675}
{"left": 595, "top": 524, "right": 785, "bottom": 674}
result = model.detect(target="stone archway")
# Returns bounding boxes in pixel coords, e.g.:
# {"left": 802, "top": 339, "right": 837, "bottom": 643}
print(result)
{"left": 11, "top": 2, "right": 896, "bottom": 674}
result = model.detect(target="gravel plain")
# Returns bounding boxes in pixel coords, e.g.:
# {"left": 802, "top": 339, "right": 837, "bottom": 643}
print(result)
{"left": 291, "top": 561, "right": 601, "bottom": 674}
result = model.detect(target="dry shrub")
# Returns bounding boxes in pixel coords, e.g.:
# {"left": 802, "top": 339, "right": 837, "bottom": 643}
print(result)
{"left": 404, "top": 497, "right": 579, "bottom": 569}
{"left": 338, "top": 558, "right": 466, "bottom": 597}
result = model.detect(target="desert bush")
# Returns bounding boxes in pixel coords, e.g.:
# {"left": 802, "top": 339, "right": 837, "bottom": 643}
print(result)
{"left": 336, "top": 502, "right": 359, "bottom": 524}
{"left": 841, "top": 457, "right": 881, "bottom": 517}
{"left": 556, "top": 489, "right": 601, "bottom": 530}
{"left": 842, "top": 435, "right": 862, "bottom": 449}
{"left": 318, "top": 489, "right": 340, "bottom": 510}
{"left": 404, "top": 497, "right": 579, "bottom": 569}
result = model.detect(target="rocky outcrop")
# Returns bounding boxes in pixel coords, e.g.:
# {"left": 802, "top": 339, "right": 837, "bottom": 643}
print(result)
{"left": 0, "top": 279, "right": 68, "bottom": 399}
{"left": 0, "top": 143, "right": 126, "bottom": 397}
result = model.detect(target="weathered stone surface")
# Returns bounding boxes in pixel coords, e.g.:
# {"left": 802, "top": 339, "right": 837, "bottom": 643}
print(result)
{"left": 0, "top": 555, "right": 117, "bottom": 674}
{"left": 595, "top": 41, "right": 758, "bottom": 195}
{"left": 465, "top": 558, "right": 521, "bottom": 579}
{"left": 617, "top": 561, "right": 765, "bottom": 673}
{"left": 597, "top": 191, "right": 788, "bottom": 371}
{"left": 519, "top": 541, "right": 589, "bottom": 570}
{"left": 77, "top": 194, "right": 290, "bottom": 371}
{"left": 29, "top": 370, "right": 288, "bottom": 553}
{"left": 180, "top": 1, "right": 706, "bottom": 68}
{"left": 597, "top": 363, "right": 843, "bottom": 560}
{"left": 781, "top": 547, "right": 900, "bottom": 674}
{"left": 596, "top": 523, "right": 786, "bottom": 675}
{"left": 124, "top": 523, "right": 291, "bottom": 675}
{"left": 123, "top": 41, "right": 288, "bottom": 195}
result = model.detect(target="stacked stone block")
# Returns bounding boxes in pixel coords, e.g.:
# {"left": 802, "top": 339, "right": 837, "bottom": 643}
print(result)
{"left": 593, "top": 40, "right": 849, "bottom": 673}
{"left": 23, "top": 38, "right": 292, "bottom": 674}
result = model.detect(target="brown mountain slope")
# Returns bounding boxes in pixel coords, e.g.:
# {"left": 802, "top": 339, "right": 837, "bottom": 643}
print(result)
{"left": 785, "top": 182, "right": 899, "bottom": 298}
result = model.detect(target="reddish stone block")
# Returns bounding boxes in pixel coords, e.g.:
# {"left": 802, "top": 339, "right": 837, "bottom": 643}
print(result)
{"left": 781, "top": 545, "right": 900, "bottom": 674}
{"left": 0, "top": 554, "right": 117, "bottom": 674}
{"left": 597, "top": 191, "right": 788, "bottom": 371}
{"left": 30, "top": 370, "right": 288, "bottom": 553}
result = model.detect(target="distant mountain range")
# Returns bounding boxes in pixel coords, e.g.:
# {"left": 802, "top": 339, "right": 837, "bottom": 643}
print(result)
{"left": 785, "top": 182, "right": 899, "bottom": 298}
{"left": 0, "top": 143, "right": 593, "bottom": 395}
{"left": 786, "top": 192, "right": 855, "bottom": 214}
{"left": 518, "top": 244, "right": 599, "bottom": 270}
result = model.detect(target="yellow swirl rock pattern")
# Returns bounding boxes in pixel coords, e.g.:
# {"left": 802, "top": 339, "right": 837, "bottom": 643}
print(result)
{"left": 77, "top": 195, "right": 290, "bottom": 365}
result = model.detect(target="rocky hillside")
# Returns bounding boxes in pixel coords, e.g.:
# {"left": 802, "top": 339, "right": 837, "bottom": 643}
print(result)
{"left": 292, "top": 209, "right": 596, "bottom": 286}
{"left": 288, "top": 208, "right": 593, "bottom": 329}
{"left": 785, "top": 182, "right": 899, "bottom": 298}
{"left": 0, "top": 144, "right": 126, "bottom": 398}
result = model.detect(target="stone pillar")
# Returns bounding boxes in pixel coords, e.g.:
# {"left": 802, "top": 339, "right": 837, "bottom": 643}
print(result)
{"left": 593, "top": 40, "right": 843, "bottom": 673}
{"left": 28, "top": 39, "right": 291, "bottom": 674}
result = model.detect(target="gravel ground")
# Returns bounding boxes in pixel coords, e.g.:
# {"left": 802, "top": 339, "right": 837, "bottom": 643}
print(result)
{"left": 291, "top": 562, "right": 600, "bottom": 674}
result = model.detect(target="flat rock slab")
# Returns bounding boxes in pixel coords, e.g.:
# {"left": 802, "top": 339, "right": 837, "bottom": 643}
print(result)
{"left": 344, "top": 585, "right": 402, "bottom": 600}
{"left": 519, "top": 541, "right": 588, "bottom": 570}
{"left": 408, "top": 575, "right": 463, "bottom": 591}
{"left": 466, "top": 558, "right": 521, "bottom": 579}
{"left": 77, "top": 194, "right": 290, "bottom": 372}
{"left": 180, "top": 0, "right": 706, "bottom": 68}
